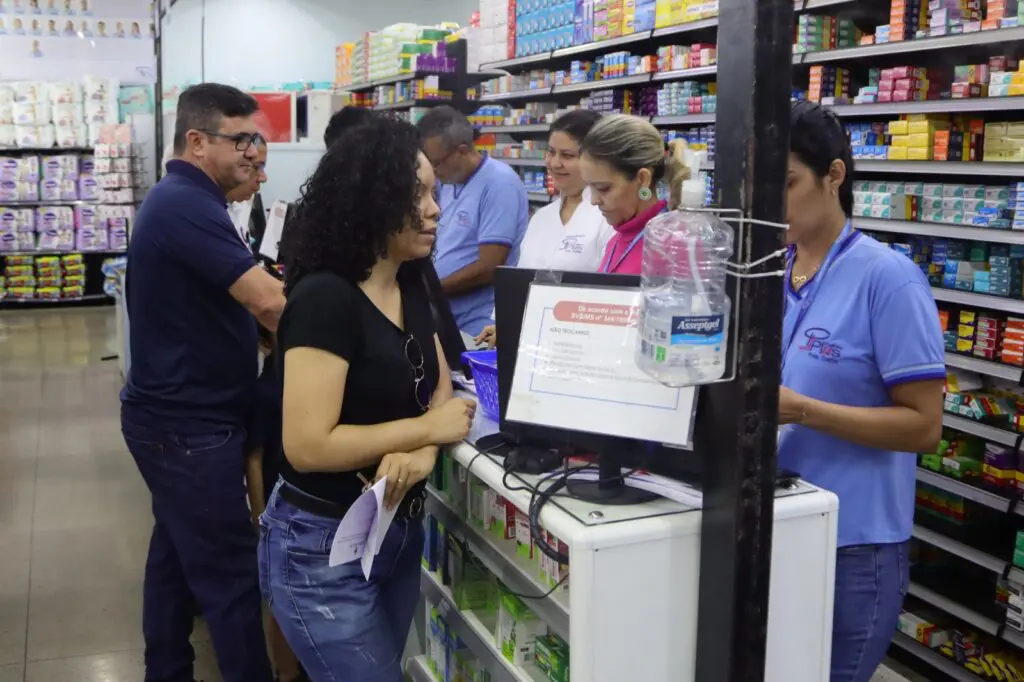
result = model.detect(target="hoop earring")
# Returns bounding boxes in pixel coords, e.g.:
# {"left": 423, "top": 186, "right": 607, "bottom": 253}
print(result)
{"left": 639, "top": 186, "right": 653, "bottom": 201}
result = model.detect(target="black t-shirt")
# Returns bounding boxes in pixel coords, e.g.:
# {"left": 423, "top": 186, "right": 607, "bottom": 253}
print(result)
{"left": 276, "top": 265, "right": 440, "bottom": 507}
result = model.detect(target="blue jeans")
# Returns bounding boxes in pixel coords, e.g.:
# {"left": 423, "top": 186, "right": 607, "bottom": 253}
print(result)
{"left": 259, "top": 482, "right": 424, "bottom": 682}
{"left": 121, "top": 414, "right": 273, "bottom": 682}
{"left": 831, "top": 541, "right": 910, "bottom": 682}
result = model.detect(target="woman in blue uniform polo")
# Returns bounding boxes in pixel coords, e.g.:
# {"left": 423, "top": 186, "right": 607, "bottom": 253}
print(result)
{"left": 777, "top": 101, "right": 946, "bottom": 682}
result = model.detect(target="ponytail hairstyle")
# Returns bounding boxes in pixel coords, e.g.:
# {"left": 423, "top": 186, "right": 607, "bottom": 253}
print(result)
{"left": 580, "top": 114, "right": 691, "bottom": 208}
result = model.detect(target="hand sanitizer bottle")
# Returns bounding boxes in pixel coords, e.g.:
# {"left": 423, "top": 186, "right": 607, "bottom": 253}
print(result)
{"left": 636, "top": 151, "right": 734, "bottom": 386}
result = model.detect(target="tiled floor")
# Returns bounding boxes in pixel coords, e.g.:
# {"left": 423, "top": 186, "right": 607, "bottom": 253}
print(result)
{"left": 0, "top": 307, "right": 921, "bottom": 682}
{"left": 0, "top": 308, "right": 221, "bottom": 682}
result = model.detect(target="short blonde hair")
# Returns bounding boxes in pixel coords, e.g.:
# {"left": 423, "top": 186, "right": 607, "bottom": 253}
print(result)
{"left": 581, "top": 114, "right": 690, "bottom": 208}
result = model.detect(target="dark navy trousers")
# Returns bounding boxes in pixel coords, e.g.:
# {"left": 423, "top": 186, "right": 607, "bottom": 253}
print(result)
{"left": 122, "top": 410, "right": 273, "bottom": 682}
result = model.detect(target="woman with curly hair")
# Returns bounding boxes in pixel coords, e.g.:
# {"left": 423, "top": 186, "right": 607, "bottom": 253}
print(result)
{"left": 257, "top": 116, "right": 476, "bottom": 681}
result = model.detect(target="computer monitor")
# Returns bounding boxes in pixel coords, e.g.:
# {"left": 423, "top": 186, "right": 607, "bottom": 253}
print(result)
{"left": 492, "top": 267, "right": 699, "bottom": 503}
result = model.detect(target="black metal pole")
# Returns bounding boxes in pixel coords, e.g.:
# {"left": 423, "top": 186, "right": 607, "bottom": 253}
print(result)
{"left": 693, "top": 0, "right": 793, "bottom": 679}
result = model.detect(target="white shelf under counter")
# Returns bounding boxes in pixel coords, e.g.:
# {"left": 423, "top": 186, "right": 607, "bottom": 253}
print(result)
{"left": 434, "top": 439, "right": 839, "bottom": 682}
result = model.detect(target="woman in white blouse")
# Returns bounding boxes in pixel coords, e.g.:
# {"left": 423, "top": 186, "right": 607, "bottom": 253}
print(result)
{"left": 476, "top": 110, "right": 611, "bottom": 347}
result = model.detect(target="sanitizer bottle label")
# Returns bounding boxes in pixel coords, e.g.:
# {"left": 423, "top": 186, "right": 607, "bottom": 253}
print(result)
{"left": 670, "top": 314, "right": 725, "bottom": 346}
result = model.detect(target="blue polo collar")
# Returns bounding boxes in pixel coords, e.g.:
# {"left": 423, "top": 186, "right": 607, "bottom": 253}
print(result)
{"left": 166, "top": 159, "right": 227, "bottom": 205}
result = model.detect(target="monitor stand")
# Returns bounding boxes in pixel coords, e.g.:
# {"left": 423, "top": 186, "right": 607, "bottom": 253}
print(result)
{"left": 566, "top": 437, "right": 658, "bottom": 505}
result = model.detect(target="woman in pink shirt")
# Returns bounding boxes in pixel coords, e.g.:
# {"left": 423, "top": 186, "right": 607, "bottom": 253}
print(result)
{"left": 580, "top": 114, "right": 690, "bottom": 275}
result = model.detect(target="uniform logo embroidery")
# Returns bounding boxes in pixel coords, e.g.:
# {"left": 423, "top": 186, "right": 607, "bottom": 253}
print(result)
{"left": 798, "top": 327, "right": 842, "bottom": 362}
{"left": 456, "top": 210, "right": 472, "bottom": 228}
{"left": 558, "top": 234, "right": 586, "bottom": 254}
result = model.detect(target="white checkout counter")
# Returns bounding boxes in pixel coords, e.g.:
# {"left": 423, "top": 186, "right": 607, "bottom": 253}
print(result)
{"left": 410, "top": 414, "right": 839, "bottom": 682}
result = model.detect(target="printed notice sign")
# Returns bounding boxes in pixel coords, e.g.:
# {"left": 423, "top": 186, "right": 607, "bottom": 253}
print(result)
{"left": 506, "top": 283, "right": 697, "bottom": 447}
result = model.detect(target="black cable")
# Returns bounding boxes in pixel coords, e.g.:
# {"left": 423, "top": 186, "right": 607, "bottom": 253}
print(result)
{"left": 529, "top": 464, "right": 643, "bottom": 566}
{"left": 504, "top": 573, "right": 569, "bottom": 602}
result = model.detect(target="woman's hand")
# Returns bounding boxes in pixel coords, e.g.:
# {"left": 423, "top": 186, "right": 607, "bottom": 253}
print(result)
{"left": 422, "top": 396, "right": 476, "bottom": 444}
{"left": 375, "top": 447, "right": 436, "bottom": 509}
{"left": 779, "top": 386, "right": 809, "bottom": 425}
{"left": 474, "top": 325, "right": 497, "bottom": 349}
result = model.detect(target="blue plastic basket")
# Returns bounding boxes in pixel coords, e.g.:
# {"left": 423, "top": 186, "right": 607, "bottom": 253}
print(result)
{"left": 461, "top": 349, "right": 500, "bottom": 422}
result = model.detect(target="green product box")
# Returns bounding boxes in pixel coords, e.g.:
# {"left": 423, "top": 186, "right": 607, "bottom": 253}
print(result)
{"left": 535, "top": 634, "right": 570, "bottom": 682}
{"left": 1014, "top": 547, "right": 1024, "bottom": 569}
{"left": 453, "top": 555, "right": 494, "bottom": 612}
{"left": 496, "top": 593, "right": 547, "bottom": 666}
{"left": 1015, "top": 530, "right": 1024, "bottom": 553}
{"left": 468, "top": 478, "right": 491, "bottom": 531}
{"left": 919, "top": 453, "right": 942, "bottom": 472}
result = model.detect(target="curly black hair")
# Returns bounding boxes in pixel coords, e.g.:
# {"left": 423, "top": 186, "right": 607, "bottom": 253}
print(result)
{"left": 284, "top": 116, "right": 423, "bottom": 294}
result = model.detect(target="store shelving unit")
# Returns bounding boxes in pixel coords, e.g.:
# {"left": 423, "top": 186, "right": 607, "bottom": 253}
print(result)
{"left": 465, "top": 1, "right": 1024, "bottom": 678}
{"left": 0, "top": 145, "right": 133, "bottom": 309}
{"left": 891, "top": 633, "right": 982, "bottom": 682}
{"left": 419, "top": 441, "right": 838, "bottom": 682}
{"left": 916, "top": 467, "right": 1014, "bottom": 512}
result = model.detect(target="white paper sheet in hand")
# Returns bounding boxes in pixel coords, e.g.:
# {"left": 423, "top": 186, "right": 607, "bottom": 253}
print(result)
{"left": 327, "top": 476, "right": 400, "bottom": 580}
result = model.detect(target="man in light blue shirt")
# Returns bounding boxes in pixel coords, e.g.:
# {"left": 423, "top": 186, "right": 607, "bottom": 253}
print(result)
{"left": 417, "top": 106, "right": 529, "bottom": 336}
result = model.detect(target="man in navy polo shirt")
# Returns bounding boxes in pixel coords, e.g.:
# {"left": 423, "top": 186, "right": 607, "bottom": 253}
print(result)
{"left": 121, "top": 83, "right": 284, "bottom": 682}
{"left": 417, "top": 106, "right": 529, "bottom": 336}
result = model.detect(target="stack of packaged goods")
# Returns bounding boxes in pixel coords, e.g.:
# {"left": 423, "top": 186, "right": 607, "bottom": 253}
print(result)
{"left": 0, "top": 78, "right": 119, "bottom": 149}
{"left": 793, "top": 14, "right": 862, "bottom": 54}
{"left": 898, "top": 607, "right": 1024, "bottom": 680}
{"left": 101, "top": 255, "right": 126, "bottom": 298}
{"left": 855, "top": 177, "right": 1016, "bottom": 227}
{"left": 352, "top": 36, "right": 370, "bottom": 86}
{"left": 474, "top": 0, "right": 515, "bottom": 65}
{"left": 927, "top": 0, "right": 982, "bottom": 35}
{"left": 372, "top": 77, "right": 453, "bottom": 107}
{"left": 655, "top": 42, "right": 716, "bottom": 72}
{"left": 534, "top": 634, "right": 570, "bottom": 682}
{"left": 491, "top": 138, "right": 549, "bottom": 160}
{"left": 515, "top": 0, "right": 576, "bottom": 56}
{"left": 481, "top": 70, "right": 554, "bottom": 96}
{"left": 334, "top": 43, "right": 355, "bottom": 87}
{"left": 984, "top": 121, "right": 1024, "bottom": 163}
{"left": 654, "top": 0, "right": 718, "bottom": 28}
{"left": 808, "top": 65, "right": 852, "bottom": 104}
{"left": 367, "top": 24, "right": 455, "bottom": 83}
{"left": 424, "top": 601, "right": 491, "bottom": 681}
{"left": 664, "top": 125, "right": 715, "bottom": 162}
{"left": 3, "top": 252, "right": 87, "bottom": 301}
{"left": 654, "top": 80, "right": 716, "bottom": 116}
{"left": 589, "top": 88, "right": 641, "bottom": 114}
{"left": 942, "top": 364, "right": 1024, "bottom": 430}
{"left": 847, "top": 115, "right": 996, "bottom": 162}
{"left": 989, "top": 56, "right": 1024, "bottom": 97}
{"left": 878, "top": 0, "right": 928, "bottom": 43}
{"left": 594, "top": 0, "right": 624, "bottom": 42}
{"left": 624, "top": 0, "right": 657, "bottom": 33}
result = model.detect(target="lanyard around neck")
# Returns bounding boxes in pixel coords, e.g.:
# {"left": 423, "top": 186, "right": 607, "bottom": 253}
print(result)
{"left": 601, "top": 229, "right": 645, "bottom": 274}
{"left": 781, "top": 222, "right": 859, "bottom": 368}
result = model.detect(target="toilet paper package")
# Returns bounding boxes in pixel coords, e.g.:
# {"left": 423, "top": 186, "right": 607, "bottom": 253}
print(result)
{"left": 74, "top": 204, "right": 99, "bottom": 229}
{"left": 39, "top": 178, "right": 62, "bottom": 201}
{"left": 76, "top": 226, "right": 109, "bottom": 251}
{"left": 77, "top": 174, "right": 97, "bottom": 200}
